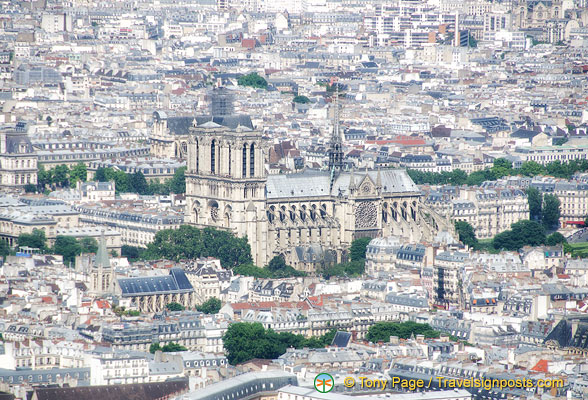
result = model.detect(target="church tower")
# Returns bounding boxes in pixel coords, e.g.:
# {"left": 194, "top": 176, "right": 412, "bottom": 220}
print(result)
{"left": 185, "top": 121, "right": 269, "bottom": 265}
{"left": 90, "top": 232, "right": 114, "bottom": 296}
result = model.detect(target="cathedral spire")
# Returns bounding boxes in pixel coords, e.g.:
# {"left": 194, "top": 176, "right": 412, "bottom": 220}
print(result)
{"left": 328, "top": 80, "right": 344, "bottom": 191}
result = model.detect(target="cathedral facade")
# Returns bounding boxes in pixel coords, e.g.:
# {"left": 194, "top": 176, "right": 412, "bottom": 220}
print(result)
{"left": 184, "top": 120, "right": 451, "bottom": 270}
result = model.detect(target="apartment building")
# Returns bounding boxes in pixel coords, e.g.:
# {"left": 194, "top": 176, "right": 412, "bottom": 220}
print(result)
{"left": 424, "top": 187, "right": 529, "bottom": 239}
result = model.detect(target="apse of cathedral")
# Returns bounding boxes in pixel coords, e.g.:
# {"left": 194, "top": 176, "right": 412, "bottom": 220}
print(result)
{"left": 154, "top": 89, "right": 452, "bottom": 271}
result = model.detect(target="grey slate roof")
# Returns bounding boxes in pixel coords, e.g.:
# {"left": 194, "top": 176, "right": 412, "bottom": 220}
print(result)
{"left": 195, "top": 115, "right": 254, "bottom": 130}
{"left": 266, "top": 169, "right": 418, "bottom": 199}
{"left": 118, "top": 268, "right": 193, "bottom": 296}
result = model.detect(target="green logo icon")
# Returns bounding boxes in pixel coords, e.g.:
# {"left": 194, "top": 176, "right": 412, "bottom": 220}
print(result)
{"left": 314, "top": 373, "right": 334, "bottom": 393}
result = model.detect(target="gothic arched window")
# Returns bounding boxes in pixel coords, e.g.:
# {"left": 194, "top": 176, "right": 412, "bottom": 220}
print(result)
{"left": 195, "top": 140, "right": 199, "bottom": 173}
{"left": 242, "top": 143, "right": 248, "bottom": 177}
{"left": 250, "top": 143, "right": 255, "bottom": 177}
{"left": 211, "top": 139, "right": 216, "bottom": 174}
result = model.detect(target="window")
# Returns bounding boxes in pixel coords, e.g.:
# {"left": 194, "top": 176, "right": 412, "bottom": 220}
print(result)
{"left": 211, "top": 140, "right": 216, "bottom": 174}
{"left": 228, "top": 146, "right": 232, "bottom": 175}
{"left": 250, "top": 143, "right": 255, "bottom": 177}
{"left": 242, "top": 144, "right": 248, "bottom": 177}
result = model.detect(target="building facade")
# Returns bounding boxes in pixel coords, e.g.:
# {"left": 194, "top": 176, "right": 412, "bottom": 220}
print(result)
{"left": 185, "top": 118, "right": 451, "bottom": 268}
{"left": 0, "top": 123, "right": 37, "bottom": 188}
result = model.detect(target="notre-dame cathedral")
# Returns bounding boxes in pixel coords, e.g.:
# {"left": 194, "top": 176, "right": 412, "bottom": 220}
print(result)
{"left": 177, "top": 93, "right": 451, "bottom": 271}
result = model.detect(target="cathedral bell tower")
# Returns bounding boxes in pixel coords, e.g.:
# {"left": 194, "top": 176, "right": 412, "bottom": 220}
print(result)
{"left": 185, "top": 121, "right": 269, "bottom": 265}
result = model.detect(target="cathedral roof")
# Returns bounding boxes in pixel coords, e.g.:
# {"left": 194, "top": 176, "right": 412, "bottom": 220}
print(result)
{"left": 194, "top": 114, "right": 254, "bottom": 130}
{"left": 265, "top": 169, "right": 419, "bottom": 199}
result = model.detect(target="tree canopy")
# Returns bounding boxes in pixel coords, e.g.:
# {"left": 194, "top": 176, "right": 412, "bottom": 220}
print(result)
{"left": 144, "top": 225, "right": 252, "bottom": 268}
{"left": 492, "top": 220, "right": 546, "bottom": 250}
{"left": 79, "top": 237, "right": 98, "bottom": 254}
{"left": 223, "top": 322, "right": 337, "bottom": 365}
{"left": 293, "top": 95, "right": 310, "bottom": 104}
{"left": 349, "top": 237, "right": 371, "bottom": 262}
{"left": 17, "top": 229, "right": 47, "bottom": 251}
{"left": 69, "top": 163, "right": 87, "bottom": 185}
{"left": 95, "top": 166, "right": 186, "bottom": 195}
{"left": 546, "top": 232, "right": 567, "bottom": 246}
{"left": 196, "top": 297, "right": 222, "bottom": 314}
{"left": 408, "top": 158, "right": 588, "bottom": 185}
{"left": 527, "top": 187, "right": 542, "bottom": 221}
{"left": 149, "top": 342, "right": 187, "bottom": 353}
{"left": 455, "top": 221, "right": 478, "bottom": 248}
{"left": 542, "top": 194, "right": 561, "bottom": 229}
{"left": 53, "top": 235, "right": 82, "bottom": 265}
{"left": 165, "top": 302, "right": 185, "bottom": 312}
{"left": 0, "top": 241, "right": 10, "bottom": 257}
{"left": 366, "top": 321, "right": 440, "bottom": 343}
{"left": 238, "top": 73, "right": 267, "bottom": 89}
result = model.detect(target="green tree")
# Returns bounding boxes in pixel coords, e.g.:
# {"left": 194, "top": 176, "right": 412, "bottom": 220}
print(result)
{"left": 546, "top": 232, "right": 567, "bottom": 246}
{"left": 196, "top": 297, "right": 222, "bottom": 314}
{"left": 454, "top": 221, "right": 478, "bottom": 248}
{"left": 493, "top": 220, "right": 546, "bottom": 250}
{"left": 95, "top": 167, "right": 110, "bottom": 182}
{"left": 520, "top": 161, "right": 546, "bottom": 177}
{"left": 465, "top": 169, "right": 493, "bottom": 186}
{"left": 238, "top": 73, "right": 268, "bottom": 89}
{"left": 542, "top": 194, "right": 561, "bottom": 229}
{"left": 320, "top": 260, "right": 364, "bottom": 279}
{"left": 79, "top": 237, "right": 98, "bottom": 254}
{"left": 129, "top": 171, "right": 149, "bottom": 194}
{"left": 233, "top": 263, "right": 272, "bottom": 278}
{"left": 527, "top": 187, "right": 542, "bottom": 221}
{"left": 17, "top": 229, "right": 47, "bottom": 251}
{"left": 53, "top": 165, "right": 70, "bottom": 187}
{"left": 491, "top": 158, "right": 513, "bottom": 179}
{"left": 265, "top": 255, "right": 305, "bottom": 278}
{"left": 0, "top": 241, "right": 10, "bottom": 257}
{"left": 53, "top": 235, "right": 82, "bottom": 265}
{"left": 169, "top": 166, "right": 186, "bottom": 194}
{"left": 69, "top": 162, "right": 87, "bottom": 185}
{"left": 293, "top": 95, "right": 310, "bottom": 104}
{"left": 121, "top": 245, "right": 142, "bottom": 260}
{"left": 37, "top": 165, "right": 52, "bottom": 189}
{"left": 149, "top": 343, "right": 162, "bottom": 353}
{"left": 148, "top": 180, "right": 171, "bottom": 195}
{"left": 449, "top": 169, "right": 468, "bottom": 185}
{"left": 366, "top": 321, "right": 440, "bottom": 343}
{"left": 222, "top": 322, "right": 337, "bottom": 365}
{"left": 349, "top": 237, "right": 371, "bottom": 262}
{"left": 112, "top": 170, "right": 130, "bottom": 192}
{"left": 24, "top": 184, "right": 37, "bottom": 193}
{"left": 165, "top": 302, "right": 185, "bottom": 312}
{"left": 161, "top": 342, "right": 187, "bottom": 352}
{"left": 145, "top": 225, "right": 252, "bottom": 268}
{"left": 545, "top": 161, "right": 569, "bottom": 179}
